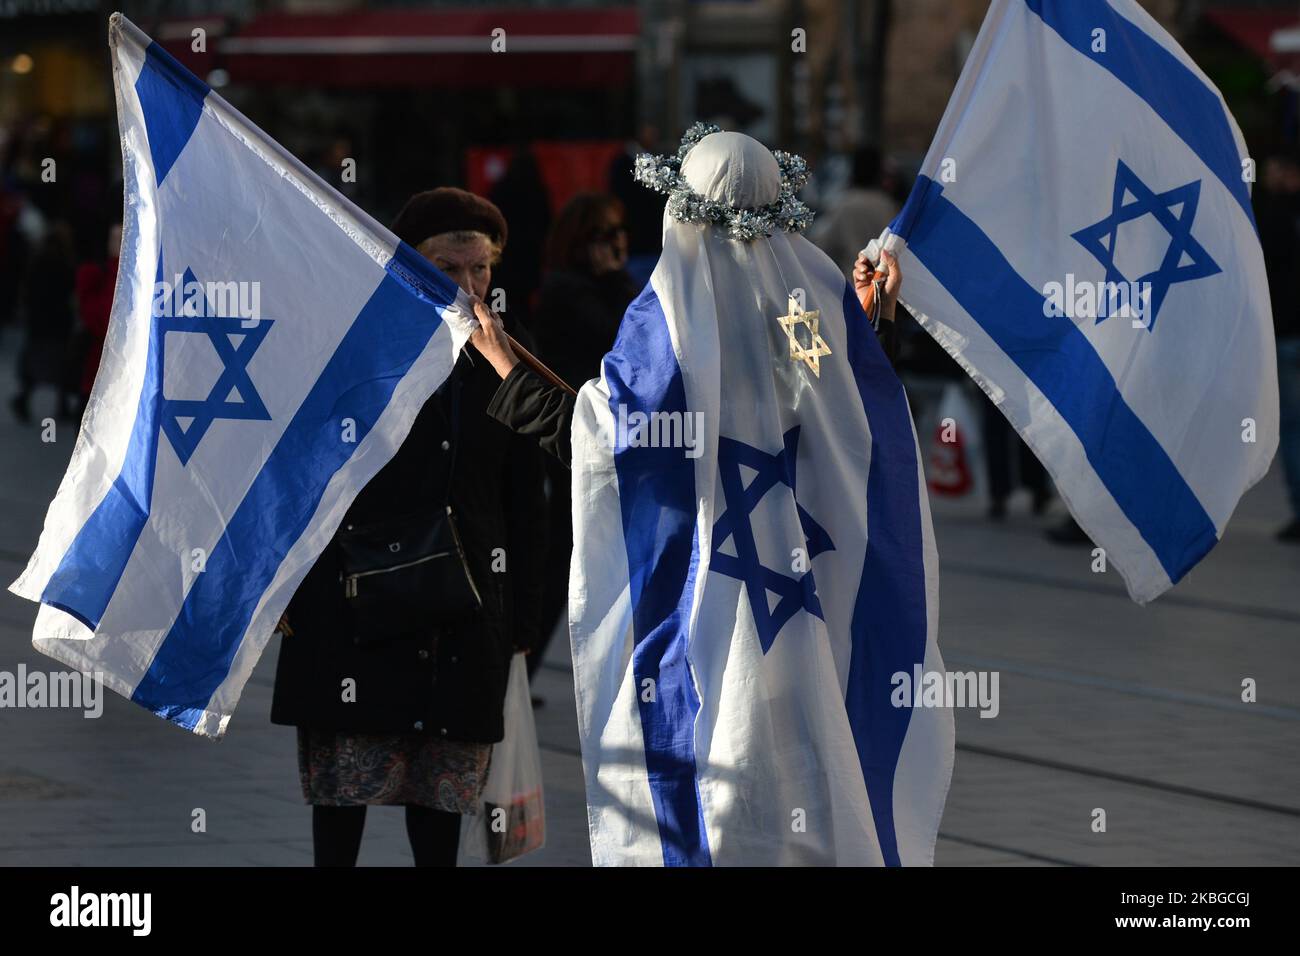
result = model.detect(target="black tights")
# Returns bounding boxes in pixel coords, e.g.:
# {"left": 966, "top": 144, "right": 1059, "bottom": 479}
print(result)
{"left": 312, "top": 804, "right": 461, "bottom": 867}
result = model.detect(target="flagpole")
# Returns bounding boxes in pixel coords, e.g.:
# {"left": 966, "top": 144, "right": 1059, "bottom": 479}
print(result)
{"left": 858, "top": 267, "right": 887, "bottom": 323}
{"left": 504, "top": 332, "right": 578, "bottom": 397}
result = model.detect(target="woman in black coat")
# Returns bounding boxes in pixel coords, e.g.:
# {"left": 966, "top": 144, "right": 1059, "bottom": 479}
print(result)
{"left": 272, "top": 188, "right": 547, "bottom": 867}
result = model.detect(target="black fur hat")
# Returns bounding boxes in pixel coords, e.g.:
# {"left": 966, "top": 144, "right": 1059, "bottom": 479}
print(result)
{"left": 390, "top": 187, "right": 508, "bottom": 250}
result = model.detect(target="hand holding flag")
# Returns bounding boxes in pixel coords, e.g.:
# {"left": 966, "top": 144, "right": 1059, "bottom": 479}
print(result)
{"left": 854, "top": 247, "right": 902, "bottom": 323}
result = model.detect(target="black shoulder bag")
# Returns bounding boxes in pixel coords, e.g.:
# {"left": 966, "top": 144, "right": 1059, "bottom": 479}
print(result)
{"left": 335, "top": 375, "right": 483, "bottom": 643}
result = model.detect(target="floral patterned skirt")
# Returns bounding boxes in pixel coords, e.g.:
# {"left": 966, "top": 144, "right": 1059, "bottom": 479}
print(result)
{"left": 297, "top": 728, "right": 491, "bottom": 814}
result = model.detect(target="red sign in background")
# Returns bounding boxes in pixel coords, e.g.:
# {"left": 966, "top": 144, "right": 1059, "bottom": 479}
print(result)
{"left": 466, "top": 140, "right": 627, "bottom": 214}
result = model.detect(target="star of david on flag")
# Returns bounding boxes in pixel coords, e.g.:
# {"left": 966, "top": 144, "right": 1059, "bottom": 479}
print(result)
{"left": 159, "top": 267, "right": 272, "bottom": 466}
{"left": 710, "top": 427, "right": 835, "bottom": 653}
{"left": 1071, "top": 160, "right": 1221, "bottom": 331}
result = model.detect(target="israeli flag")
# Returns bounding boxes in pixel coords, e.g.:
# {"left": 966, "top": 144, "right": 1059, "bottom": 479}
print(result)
{"left": 8, "top": 15, "right": 474, "bottom": 737}
{"left": 883, "top": 0, "right": 1278, "bottom": 603}
{"left": 569, "top": 135, "right": 953, "bottom": 865}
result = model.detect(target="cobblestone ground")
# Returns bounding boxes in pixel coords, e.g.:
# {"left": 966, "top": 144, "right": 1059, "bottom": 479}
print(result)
{"left": 1, "top": 337, "right": 1296, "bottom": 866}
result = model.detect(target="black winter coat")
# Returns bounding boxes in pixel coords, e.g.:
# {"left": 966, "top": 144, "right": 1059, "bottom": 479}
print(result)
{"left": 270, "top": 331, "right": 548, "bottom": 743}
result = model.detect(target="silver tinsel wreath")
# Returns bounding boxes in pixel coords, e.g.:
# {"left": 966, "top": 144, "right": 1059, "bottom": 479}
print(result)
{"left": 633, "top": 122, "right": 815, "bottom": 241}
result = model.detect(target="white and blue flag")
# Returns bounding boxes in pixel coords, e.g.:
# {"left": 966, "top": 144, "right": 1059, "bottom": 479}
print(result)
{"left": 883, "top": 0, "right": 1279, "bottom": 603}
{"left": 569, "top": 132, "right": 953, "bottom": 865}
{"left": 9, "top": 14, "right": 474, "bottom": 737}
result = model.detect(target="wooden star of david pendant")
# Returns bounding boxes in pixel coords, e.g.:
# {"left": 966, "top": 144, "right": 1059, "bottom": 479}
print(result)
{"left": 775, "top": 295, "right": 832, "bottom": 377}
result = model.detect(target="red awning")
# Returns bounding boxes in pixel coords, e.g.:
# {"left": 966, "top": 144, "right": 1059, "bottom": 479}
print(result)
{"left": 1204, "top": 7, "right": 1300, "bottom": 71}
{"left": 154, "top": 16, "right": 230, "bottom": 80}
{"left": 214, "top": 7, "right": 639, "bottom": 89}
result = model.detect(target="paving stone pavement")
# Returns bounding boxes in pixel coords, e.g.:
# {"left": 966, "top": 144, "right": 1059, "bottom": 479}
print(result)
{"left": 1, "top": 337, "right": 1297, "bottom": 867}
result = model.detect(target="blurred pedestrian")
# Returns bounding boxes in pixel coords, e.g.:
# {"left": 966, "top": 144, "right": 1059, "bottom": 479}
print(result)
{"left": 271, "top": 188, "right": 548, "bottom": 866}
{"left": 73, "top": 222, "right": 120, "bottom": 407}
{"left": 0, "top": 179, "right": 30, "bottom": 328}
{"left": 489, "top": 147, "right": 551, "bottom": 327}
{"left": 983, "top": 398, "right": 1050, "bottom": 520}
{"left": 314, "top": 135, "right": 361, "bottom": 203}
{"left": 1258, "top": 151, "right": 1300, "bottom": 542}
{"left": 534, "top": 193, "right": 635, "bottom": 389}
{"left": 609, "top": 123, "right": 665, "bottom": 289}
{"left": 810, "top": 146, "right": 900, "bottom": 278}
{"left": 527, "top": 192, "right": 637, "bottom": 685}
{"left": 10, "top": 221, "right": 77, "bottom": 422}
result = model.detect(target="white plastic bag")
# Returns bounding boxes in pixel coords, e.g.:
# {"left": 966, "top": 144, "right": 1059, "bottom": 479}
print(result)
{"left": 458, "top": 652, "right": 545, "bottom": 864}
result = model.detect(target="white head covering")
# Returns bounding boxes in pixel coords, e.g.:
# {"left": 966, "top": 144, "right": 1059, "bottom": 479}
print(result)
{"left": 635, "top": 122, "right": 814, "bottom": 244}
{"left": 680, "top": 131, "right": 781, "bottom": 211}
{"left": 647, "top": 130, "right": 834, "bottom": 387}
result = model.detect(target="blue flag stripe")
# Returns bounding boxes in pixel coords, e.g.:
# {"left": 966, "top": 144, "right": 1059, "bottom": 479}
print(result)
{"left": 134, "top": 41, "right": 209, "bottom": 188}
{"left": 603, "top": 285, "right": 712, "bottom": 867}
{"left": 131, "top": 247, "right": 458, "bottom": 727}
{"left": 41, "top": 254, "right": 167, "bottom": 630}
{"left": 841, "top": 283, "right": 929, "bottom": 867}
{"left": 1024, "top": 0, "right": 1254, "bottom": 229}
{"left": 901, "top": 176, "right": 1218, "bottom": 581}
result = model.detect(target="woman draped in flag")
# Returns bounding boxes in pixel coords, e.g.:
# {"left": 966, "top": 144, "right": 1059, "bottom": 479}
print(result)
{"left": 471, "top": 126, "right": 954, "bottom": 866}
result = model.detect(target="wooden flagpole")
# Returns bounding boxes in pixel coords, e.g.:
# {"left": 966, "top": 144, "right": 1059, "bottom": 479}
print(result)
{"left": 504, "top": 332, "right": 578, "bottom": 397}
